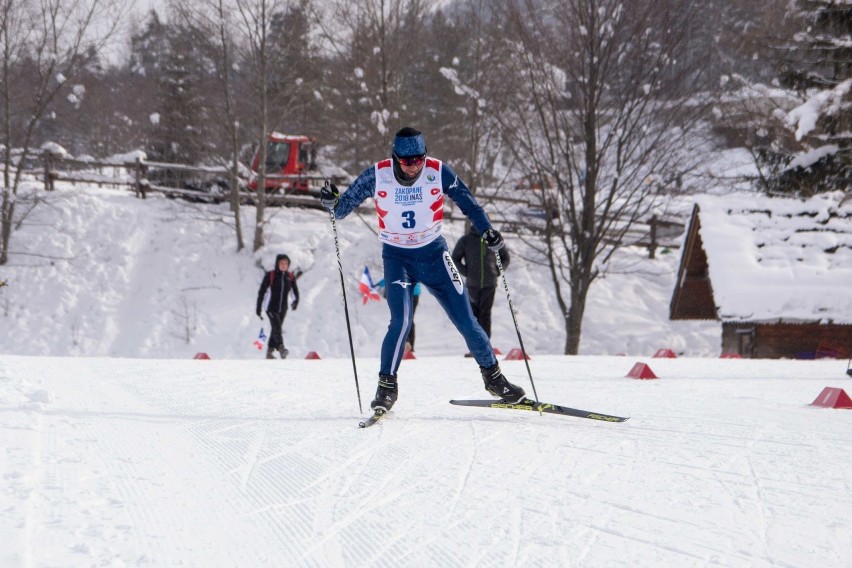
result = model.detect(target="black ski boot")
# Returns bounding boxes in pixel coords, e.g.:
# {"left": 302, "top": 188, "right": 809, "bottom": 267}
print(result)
{"left": 278, "top": 346, "right": 289, "bottom": 359}
{"left": 266, "top": 346, "right": 276, "bottom": 360}
{"left": 371, "top": 374, "right": 398, "bottom": 412}
{"left": 481, "top": 364, "right": 526, "bottom": 403}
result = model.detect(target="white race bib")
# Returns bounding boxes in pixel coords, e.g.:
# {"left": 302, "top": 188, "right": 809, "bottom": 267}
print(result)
{"left": 373, "top": 158, "right": 445, "bottom": 248}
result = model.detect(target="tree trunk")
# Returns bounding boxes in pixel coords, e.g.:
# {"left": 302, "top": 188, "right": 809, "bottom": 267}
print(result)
{"left": 564, "top": 273, "right": 589, "bottom": 355}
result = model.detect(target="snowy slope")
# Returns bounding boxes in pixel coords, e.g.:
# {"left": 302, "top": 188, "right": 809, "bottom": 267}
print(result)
{"left": 1, "top": 182, "right": 851, "bottom": 567}
{"left": 0, "top": 183, "right": 719, "bottom": 359}
{"left": 1, "top": 354, "right": 851, "bottom": 567}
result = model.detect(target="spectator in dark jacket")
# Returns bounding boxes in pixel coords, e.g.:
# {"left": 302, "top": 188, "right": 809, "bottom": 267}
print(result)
{"left": 256, "top": 254, "right": 300, "bottom": 359}
{"left": 451, "top": 226, "right": 510, "bottom": 338}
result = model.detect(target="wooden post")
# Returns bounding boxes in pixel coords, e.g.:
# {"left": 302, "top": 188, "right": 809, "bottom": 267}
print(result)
{"left": 43, "top": 151, "right": 55, "bottom": 192}
{"left": 134, "top": 156, "right": 147, "bottom": 199}
{"left": 648, "top": 214, "right": 657, "bottom": 259}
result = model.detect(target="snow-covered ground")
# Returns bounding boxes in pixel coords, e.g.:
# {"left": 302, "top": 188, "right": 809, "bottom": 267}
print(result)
{"left": 3, "top": 182, "right": 851, "bottom": 566}
{"left": 0, "top": 183, "right": 718, "bottom": 359}
{"left": 2, "top": 354, "right": 851, "bottom": 567}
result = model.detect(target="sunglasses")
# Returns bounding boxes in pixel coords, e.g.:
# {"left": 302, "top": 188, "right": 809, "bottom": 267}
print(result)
{"left": 396, "top": 154, "right": 425, "bottom": 167}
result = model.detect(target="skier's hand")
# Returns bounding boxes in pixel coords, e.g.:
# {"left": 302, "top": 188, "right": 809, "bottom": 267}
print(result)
{"left": 320, "top": 182, "right": 339, "bottom": 210}
{"left": 291, "top": 299, "right": 298, "bottom": 311}
{"left": 482, "top": 228, "right": 505, "bottom": 252}
{"left": 256, "top": 308, "right": 263, "bottom": 320}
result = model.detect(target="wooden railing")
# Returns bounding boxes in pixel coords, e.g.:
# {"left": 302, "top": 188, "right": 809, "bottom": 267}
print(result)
{"left": 36, "top": 150, "right": 685, "bottom": 254}
{"left": 39, "top": 151, "right": 339, "bottom": 209}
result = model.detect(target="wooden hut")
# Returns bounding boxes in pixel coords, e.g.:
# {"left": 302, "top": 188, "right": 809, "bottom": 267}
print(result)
{"left": 670, "top": 191, "right": 852, "bottom": 359}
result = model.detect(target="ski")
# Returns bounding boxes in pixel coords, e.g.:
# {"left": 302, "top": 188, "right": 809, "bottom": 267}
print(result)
{"left": 449, "top": 398, "right": 629, "bottom": 423}
{"left": 358, "top": 409, "right": 388, "bottom": 428}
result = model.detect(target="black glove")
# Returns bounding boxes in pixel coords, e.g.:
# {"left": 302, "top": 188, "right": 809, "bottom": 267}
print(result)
{"left": 291, "top": 299, "right": 298, "bottom": 311}
{"left": 482, "top": 228, "right": 505, "bottom": 252}
{"left": 320, "top": 182, "right": 339, "bottom": 210}
{"left": 256, "top": 308, "right": 263, "bottom": 320}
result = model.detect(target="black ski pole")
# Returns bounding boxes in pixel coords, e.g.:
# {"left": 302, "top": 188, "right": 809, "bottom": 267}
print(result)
{"left": 325, "top": 180, "right": 363, "bottom": 413}
{"left": 494, "top": 251, "right": 541, "bottom": 405}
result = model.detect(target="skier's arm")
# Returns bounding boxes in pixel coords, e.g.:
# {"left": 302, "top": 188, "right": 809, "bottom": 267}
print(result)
{"left": 442, "top": 164, "right": 491, "bottom": 234}
{"left": 332, "top": 166, "right": 376, "bottom": 219}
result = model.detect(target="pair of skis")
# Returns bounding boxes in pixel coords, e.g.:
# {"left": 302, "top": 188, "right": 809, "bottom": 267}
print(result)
{"left": 358, "top": 398, "right": 628, "bottom": 428}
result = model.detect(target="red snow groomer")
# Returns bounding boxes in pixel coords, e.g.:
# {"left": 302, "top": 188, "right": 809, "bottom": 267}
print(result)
{"left": 247, "top": 132, "right": 318, "bottom": 193}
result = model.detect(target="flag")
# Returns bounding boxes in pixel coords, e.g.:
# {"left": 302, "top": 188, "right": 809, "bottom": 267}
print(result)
{"left": 253, "top": 327, "right": 267, "bottom": 350}
{"left": 359, "top": 266, "right": 381, "bottom": 305}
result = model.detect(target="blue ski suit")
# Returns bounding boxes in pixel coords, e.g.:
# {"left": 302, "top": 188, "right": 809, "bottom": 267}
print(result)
{"left": 331, "top": 158, "right": 498, "bottom": 377}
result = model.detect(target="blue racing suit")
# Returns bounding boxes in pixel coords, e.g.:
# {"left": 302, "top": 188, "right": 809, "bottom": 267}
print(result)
{"left": 332, "top": 159, "right": 498, "bottom": 376}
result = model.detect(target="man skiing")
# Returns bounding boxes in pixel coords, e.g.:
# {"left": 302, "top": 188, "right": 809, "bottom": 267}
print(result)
{"left": 320, "top": 126, "right": 525, "bottom": 414}
{"left": 255, "top": 254, "right": 299, "bottom": 359}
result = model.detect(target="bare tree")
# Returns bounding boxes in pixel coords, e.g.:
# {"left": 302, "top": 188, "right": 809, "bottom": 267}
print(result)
{"left": 234, "top": 0, "right": 314, "bottom": 252}
{"left": 319, "top": 0, "right": 432, "bottom": 169}
{"left": 502, "top": 0, "right": 713, "bottom": 354}
{"left": 432, "top": 0, "right": 513, "bottom": 197}
{"left": 174, "top": 0, "right": 247, "bottom": 252}
{"left": 0, "top": 0, "right": 127, "bottom": 265}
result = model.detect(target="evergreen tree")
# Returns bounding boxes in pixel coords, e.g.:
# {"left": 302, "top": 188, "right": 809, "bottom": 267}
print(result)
{"left": 148, "top": 24, "right": 210, "bottom": 165}
{"left": 128, "top": 11, "right": 216, "bottom": 166}
{"left": 753, "top": 0, "right": 850, "bottom": 195}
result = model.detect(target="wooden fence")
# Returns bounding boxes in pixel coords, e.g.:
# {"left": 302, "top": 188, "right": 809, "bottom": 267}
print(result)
{"left": 40, "top": 150, "right": 333, "bottom": 209}
{"left": 37, "top": 150, "right": 684, "bottom": 255}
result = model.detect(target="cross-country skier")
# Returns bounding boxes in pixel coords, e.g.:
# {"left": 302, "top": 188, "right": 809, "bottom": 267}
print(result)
{"left": 320, "top": 127, "right": 525, "bottom": 413}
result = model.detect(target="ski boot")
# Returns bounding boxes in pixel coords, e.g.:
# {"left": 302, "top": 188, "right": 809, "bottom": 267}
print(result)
{"left": 481, "top": 364, "right": 526, "bottom": 403}
{"left": 371, "top": 374, "right": 398, "bottom": 413}
{"left": 278, "top": 346, "right": 289, "bottom": 359}
{"left": 266, "top": 346, "right": 276, "bottom": 360}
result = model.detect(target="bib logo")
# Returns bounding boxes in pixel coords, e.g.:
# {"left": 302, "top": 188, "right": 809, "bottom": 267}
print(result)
{"left": 443, "top": 252, "right": 464, "bottom": 294}
{"left": 427, "top": 174, "right": 435, "bottom": 182}
{"left": 394, "top": 186, "right": 423, "bottom": 205}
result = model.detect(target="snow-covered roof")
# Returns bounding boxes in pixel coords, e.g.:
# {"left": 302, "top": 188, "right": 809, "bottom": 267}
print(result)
{"left": 695, "top": 191, "right": 852, "bottom": 324}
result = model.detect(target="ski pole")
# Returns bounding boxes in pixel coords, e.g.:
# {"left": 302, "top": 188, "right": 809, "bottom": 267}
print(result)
{"left": 494, "top": 251, "right": 540, "bottom": 405}
{"left": 325, "top": 180, "right": 363, "bottom": 413}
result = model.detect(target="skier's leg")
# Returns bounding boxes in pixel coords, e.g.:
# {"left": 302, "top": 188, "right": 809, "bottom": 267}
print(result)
{"left": 415, "top": 251, "right": 495, "bottom": 369}
{"left": 408, "top": 294, "right": 420, "bottom": 350}
{"left": 414, "top": 250, "right": 524, "bottom": 402}
{"left": 379, "top": 257, "right": 415, "bottom": 376}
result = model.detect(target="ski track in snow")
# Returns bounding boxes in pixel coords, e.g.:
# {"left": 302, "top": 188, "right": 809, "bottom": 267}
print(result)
{"left": 1, "top": 355, "right": 851, "bottom": 567}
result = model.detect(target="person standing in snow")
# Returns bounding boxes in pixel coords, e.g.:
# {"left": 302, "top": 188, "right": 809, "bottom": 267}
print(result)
{"left": 320, "top": 127, "right": 525, "bottom": 413}
{"left": 451, "top": 225, "right": 510, "bottom": 339}
{"left": 256, "top": 254, "right": 299, "bottom": 359}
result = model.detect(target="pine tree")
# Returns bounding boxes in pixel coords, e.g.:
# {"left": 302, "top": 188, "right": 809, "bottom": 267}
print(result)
{"left": 756, "top": 0, "right": 850, "bottom": 195}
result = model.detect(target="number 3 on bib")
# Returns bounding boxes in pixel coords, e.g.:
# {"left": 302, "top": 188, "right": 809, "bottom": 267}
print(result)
{"left": 401, "top": 210, "right": 416, "bottom": 228}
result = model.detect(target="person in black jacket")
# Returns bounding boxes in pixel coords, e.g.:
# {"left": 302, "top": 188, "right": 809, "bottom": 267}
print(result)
{"left": 451, "top": 226, "right": 510, "bottom": 338}
{"left": 256, "top": 254, "right": 300, "bottom": 359}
